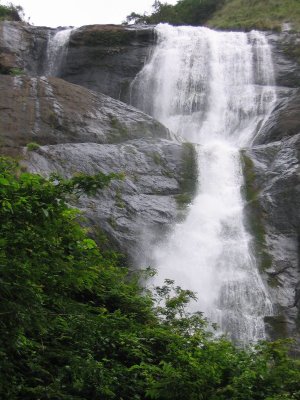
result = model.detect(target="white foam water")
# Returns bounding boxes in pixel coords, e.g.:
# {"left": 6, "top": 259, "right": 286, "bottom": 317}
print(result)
{"left": 46, "top": 28, "right": 73, "bottom": 77}
{"left": 131, "top": 24, "right": 276, "bottom": 342}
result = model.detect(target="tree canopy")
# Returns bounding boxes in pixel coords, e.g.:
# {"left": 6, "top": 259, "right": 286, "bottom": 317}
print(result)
{"left": 124, "top": 0, "right": 225, "bottom": 26}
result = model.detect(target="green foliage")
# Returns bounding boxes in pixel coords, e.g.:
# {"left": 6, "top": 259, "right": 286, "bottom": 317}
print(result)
{"left": 125, "top": 0, "right": 300, "bottom": 32}
{"left": 176, "top": 142, "right": 198, "bottom": 210}
{"left": 0, "top": 66, "right": 25, "bottom": 77}
{"left": 0, "top": 156, "right": 300, "bottom": 399}
{"left": 9, "top": 67, "right": 24, "bottom": 76}
{"left": 208, "top": 0, "right": 300, "bottom": 32}
{"left": 125, "top": 0, "right": 225, "bottom": 26}
{"left": 241, "top": 152, "right": 273, "bottom": 275}
{"left": 26, "top": 141, "right": 40, "bottom": 151}
{"left": 0, "top": 1, "right": 23, "bottom": 21}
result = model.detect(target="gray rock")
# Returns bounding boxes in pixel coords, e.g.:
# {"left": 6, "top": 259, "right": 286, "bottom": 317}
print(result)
{"left": 62, "top": 24, "right": 155, "bottom": 102}
{"left": 0, "top": 73, "right": 196, "bottom": 264}
{"left": 0, "top": 22, "right": 155, "bottom": 102}
{"left": 268, "top": 31, "right": 300, "bottom": 89}
{"left": 0, "top": 21, "right": 52, "bottom": 75}
{"left": 0, "top": 75, "right": 170, "bottom": 152}
{"left": 243, "top": 134, "right": 300, "bottom": 341}
{"left": 253, "top": 88, "right": 300, "bottom": 145}
{"left": 24, "top": 139, "right": 191, "bottom": 263}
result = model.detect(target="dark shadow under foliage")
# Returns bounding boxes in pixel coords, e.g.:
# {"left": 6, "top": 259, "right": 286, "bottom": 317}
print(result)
{"left": 0, "top": 156, "right": 300, "bottom": 399}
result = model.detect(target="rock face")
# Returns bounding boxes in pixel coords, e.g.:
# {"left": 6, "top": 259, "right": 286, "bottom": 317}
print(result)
{"left": 0, "top": 21, "right": 153, "bottom": 102}
{"left": 26, "top": 139, "right": 194, "bottom": 262}
{"left": 0, "top": 75, "right": 168, "bottom": 150}
{"left": 0, "top": 21, "right": 51, "bottom": 75}
{"left": 0, "top": 73, "right": 196, "bottom": 261}
{"left": 243, "top": 135, "right": 300, "bottom": 342}
{"left": 246, "top": 32, "right": 300, "bottom": 343}
{"left": 63, "top": 25, "right": 155, "bottom": 102}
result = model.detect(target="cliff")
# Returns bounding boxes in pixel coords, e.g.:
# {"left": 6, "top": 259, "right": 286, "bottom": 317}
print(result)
{"left": 0, "top": 20, "right": 299, "bottom": 342}
{"left": 243, "top": 31, "right": 300, "bottom": 341}
{"left": 0, "top": 21, "right": 196, "bottom": 264}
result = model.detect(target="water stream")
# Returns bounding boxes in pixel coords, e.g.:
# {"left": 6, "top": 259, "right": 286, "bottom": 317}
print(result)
{"left": 46, "top": 27, "right": 73, "bottom": 77}
{"left": 131, "top": 24, "right": 276, "bottom": 342}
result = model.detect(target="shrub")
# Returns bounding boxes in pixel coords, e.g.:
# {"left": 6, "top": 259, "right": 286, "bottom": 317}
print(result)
{"left": 0, "top": 156, "right": 300, "bottom": 399}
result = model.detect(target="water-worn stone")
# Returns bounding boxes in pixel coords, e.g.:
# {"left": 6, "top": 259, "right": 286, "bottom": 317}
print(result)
{"left": 25, "top": 139, "right": 190, "bottom": 263}
{"left": 253, "top": 88, "right": 300, "bottom": 145}
{"left": 0, "top": 21, "right": 52, "bottom": 75}
{"left": 0, "top": 73, "right": 195, "bottom": 263}
{"left": 0, "top": 74, "right": 169, "bottom": 152}
{"left": 0, "top": 21, "right": 155, "bottom": 101}
{"left": 243, "top": 134, "right": 300, "bottom": 342}
{"left": 63, "top": 24, "right": 155, "bottom": 102}
{"left": 268, "top": 31, "right": 300, "bottom": 89}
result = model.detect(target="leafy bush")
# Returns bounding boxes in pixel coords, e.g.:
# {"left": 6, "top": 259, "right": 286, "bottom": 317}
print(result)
{"left": 0, "top": 156, "right": 300, "bottom": 399}
{"left": 26, "top": 141, "right": 40, "bottom": 151}
{"left": 125, "top": 0, "right": 225, "bottom": 26}
{"left": 9, "top": 67, "right": 24, "bottom": 76}
{"left": 125, "top": 0, "right": 300, "bottom": 32}
{"left": 0, "top": 1, "right": 23, "bottom": 21}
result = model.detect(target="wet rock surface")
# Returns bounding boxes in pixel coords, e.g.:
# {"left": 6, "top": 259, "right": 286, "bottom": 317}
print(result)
{"left": 0, "top": 21, "right": 155, "bottom": 101}
{"left": 0, "top": 73, "right": 194, "bottom": 263}
{"left": 25, "top": 139, "right": 189, "bottom": 262}
{"left": 254, "top": 88, "right": 300, "bottom": 145}
{"left": 63, "top": 24, "right": 155, "bottom": 102}
{"left": 254, "top": 32, "right": 300, "bottom": 146}
{"left": 268, "top": 31, "right": 300, "bottom": 89}
{"left": 0, "top": 75, "right": 169, "bottom": 151}
{"left": 243, "top": 32, "right": 300, "bottom": 341}
{"left": 244, "top": 135, "right": 300, "bottom": 342}
{"left": 0, "top": 21, "right": 51, "bottom": 75}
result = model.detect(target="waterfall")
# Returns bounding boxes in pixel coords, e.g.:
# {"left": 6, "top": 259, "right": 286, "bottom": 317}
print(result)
{"left": 131, "top": 24, "right": 276, "bottom": 342}
{"left": 46, "top": 28, "right": 73, "bottom": 77}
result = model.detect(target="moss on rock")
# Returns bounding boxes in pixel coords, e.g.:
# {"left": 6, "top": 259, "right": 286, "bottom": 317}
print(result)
{"left": 70, "top": 26, "right": 136, "bottom": 48}
{"left": 176, "top": 142, "right": 198, "bottom": 209}
{"left": 241, "top": 151, "right": 273, "bottom": 274}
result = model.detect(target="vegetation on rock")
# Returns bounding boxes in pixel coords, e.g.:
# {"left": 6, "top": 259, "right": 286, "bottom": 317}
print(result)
{"left": 241, "top": 151, "right": 273, "bottom": 276}
{"left": 0, "top": 1, "right": 23, "bottom": 21}
{"left": 26, "top": 142, "right": 40, "bottom": 151}
{"left": 125, "top": 0, "right": 300, "bottom": 32}
{"left": 176, "top": 142, "right": 198, "bottom": 209}
{"left": 1, "top": 156, "right": 300, "bottom": 399}
{"left": 125, "top": 0, "right": 225, "bottom": 26}
{"left": 208, "top": 0, "right": 300, "bottom": 32}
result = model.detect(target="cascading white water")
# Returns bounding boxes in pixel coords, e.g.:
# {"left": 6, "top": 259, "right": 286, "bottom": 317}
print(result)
{"left": 131, "top": 24, "right": 276, "bottom": 342}
{"left": 46, "top": 28, "right": 73, "bottom": 77}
